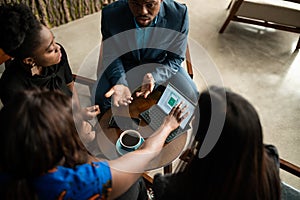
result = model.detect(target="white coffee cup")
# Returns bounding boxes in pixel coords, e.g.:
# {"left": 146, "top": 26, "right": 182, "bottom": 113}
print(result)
{"left": 119, "top": 129, "right": 144, "bottom": 152}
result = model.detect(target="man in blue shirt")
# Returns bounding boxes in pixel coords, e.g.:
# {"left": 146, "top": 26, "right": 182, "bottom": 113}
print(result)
{"left": 94, "top": 0, "right": 198, "bottom": 113}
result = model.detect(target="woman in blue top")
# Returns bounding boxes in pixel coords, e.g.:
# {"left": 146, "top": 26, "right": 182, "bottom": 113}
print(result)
{"left": 0, "top": 88, "right": 185, "bottom": 200}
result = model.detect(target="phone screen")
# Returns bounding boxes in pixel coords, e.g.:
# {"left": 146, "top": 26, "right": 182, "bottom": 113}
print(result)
{"left": 109, "top": 116, "right": 141, "bottom": 130}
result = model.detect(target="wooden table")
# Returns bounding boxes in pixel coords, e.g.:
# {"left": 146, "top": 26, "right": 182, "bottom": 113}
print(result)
{"left": 95, "top": 90, "right": 188, "bottom": 173}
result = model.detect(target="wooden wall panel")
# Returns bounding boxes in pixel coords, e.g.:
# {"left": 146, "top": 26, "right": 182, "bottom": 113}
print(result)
{"left": 0, "top": 0, "right": 116, "bottom": 27}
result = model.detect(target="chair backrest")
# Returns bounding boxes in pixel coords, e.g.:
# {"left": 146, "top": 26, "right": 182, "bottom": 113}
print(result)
{"left": 185, "top": 43, "right": 194, "bottom": 79}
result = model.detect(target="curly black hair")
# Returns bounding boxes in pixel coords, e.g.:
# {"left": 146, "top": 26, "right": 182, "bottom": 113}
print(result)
{"left": 0, "top": 3, "right": 41, "bottom": 58}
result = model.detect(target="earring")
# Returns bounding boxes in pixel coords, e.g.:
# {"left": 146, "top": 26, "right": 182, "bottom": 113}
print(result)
{"left": 31, "top": 62, "right": 39, "bottom": 76}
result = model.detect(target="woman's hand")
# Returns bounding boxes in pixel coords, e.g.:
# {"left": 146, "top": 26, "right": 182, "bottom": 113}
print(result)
{"left": 81, "top": 105, "right": 100, "bottom": 120}
{"left": 163, "top": 102, "right": 188, "bottom": 131}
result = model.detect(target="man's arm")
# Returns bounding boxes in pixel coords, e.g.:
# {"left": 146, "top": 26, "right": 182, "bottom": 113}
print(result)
{"left": 99, "top": 6, "right": 133, "bottom": 107}
{"left": 151, "top": 4, "right": 189, "bottom": 84}
{"left": 137, "top": 4, "right": 189, "bottom": 98}
{"left": 100, "top": 6, "right": 129, "bottom": 87}
{"left": 151, "top": 52, "right": 185, "bottom": 84}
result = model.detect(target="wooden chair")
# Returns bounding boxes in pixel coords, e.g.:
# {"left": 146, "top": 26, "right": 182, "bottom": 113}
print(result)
{"left": 185, "top": 43, "right": 194, "bottom": 79}
{"left": 280, "top": 158, "right": 300, "bottom": 178}
{"left": 219, "top": 0, "right": 300, "bottom": 50}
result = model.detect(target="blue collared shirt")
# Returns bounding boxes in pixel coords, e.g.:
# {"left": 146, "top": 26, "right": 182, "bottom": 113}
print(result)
{"left": 134, "top": 16, "right": 158, "bottom": 50}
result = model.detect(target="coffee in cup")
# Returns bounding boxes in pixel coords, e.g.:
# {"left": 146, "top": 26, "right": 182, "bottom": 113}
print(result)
{"left": 119, "top": 130, "right": 144, "bottom": 152}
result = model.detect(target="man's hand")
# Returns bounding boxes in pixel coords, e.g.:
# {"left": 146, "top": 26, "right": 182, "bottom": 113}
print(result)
{"left": 136, "top": 73, "right": 155, "bottom": 98}
{"left": 105, "top": 84, "right": 133, "bottom": 107}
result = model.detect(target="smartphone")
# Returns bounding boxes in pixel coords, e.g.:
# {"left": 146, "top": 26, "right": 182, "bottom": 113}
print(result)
{"left": 109, "top": 116, "right": 141, "bottom": 130}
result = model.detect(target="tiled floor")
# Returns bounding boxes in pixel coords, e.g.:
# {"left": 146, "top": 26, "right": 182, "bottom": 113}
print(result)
{"left": 41, "top": 0, "right": 300, "bottom": 189}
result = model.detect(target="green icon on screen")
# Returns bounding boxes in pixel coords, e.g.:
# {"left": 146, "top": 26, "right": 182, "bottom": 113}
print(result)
{"left": 168, "top": 93, "right": 178, "bottom": 107}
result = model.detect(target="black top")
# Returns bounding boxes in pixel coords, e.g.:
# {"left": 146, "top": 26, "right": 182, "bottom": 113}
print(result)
{"left": 0, "top": 44, "right": 73, "bottom": 106}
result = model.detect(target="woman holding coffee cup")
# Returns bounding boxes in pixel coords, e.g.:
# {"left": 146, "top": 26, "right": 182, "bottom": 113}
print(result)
{"left": 0, "top": 88, "right": 186, "bottom": 200}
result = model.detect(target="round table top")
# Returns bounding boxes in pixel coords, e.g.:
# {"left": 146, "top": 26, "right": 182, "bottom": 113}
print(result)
{"left": 95, "top": 90, "right": 188, "bottom": 171}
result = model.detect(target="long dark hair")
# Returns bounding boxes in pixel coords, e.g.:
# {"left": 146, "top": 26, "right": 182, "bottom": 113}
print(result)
{"left": 0, "top": 88, "right": 88, "bottom": 199}
{"left": 185, "top": 86, "right": 281, "bottom": 199}
{"left": 0, "top": 3, "right": 42, "bottom": 59}
{"left": 153, "top": 86, "right": 281, "bottom": 200}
